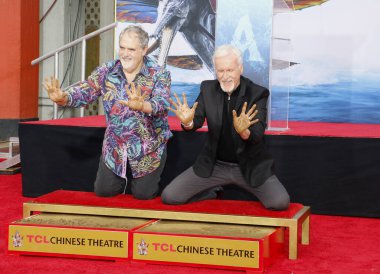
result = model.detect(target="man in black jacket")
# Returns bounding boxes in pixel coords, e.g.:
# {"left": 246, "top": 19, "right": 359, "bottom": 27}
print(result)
{"left": 161, "top": 44, "right": 289, "bottom": 210}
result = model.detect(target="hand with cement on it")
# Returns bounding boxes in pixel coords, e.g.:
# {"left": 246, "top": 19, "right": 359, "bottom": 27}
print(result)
{"left": 232, "top": 102, "right": 259, "bottom": 134}
{"left": 119, "top": 82, "right": 148, "bottom": 111}
{"left": 168, "top": 92, "right": 198, "bottom": 127}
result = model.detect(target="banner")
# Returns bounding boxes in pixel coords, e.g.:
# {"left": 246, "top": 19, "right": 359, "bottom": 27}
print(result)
{"left": 133, "top": 233, "right": 261, "bottom": 269}
{"left": 9, "top": 225, "right": 129, "bottom": 258}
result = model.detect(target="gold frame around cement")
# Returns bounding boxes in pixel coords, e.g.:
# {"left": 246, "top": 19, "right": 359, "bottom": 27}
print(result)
{"left": 23, "top": 202, "right": 310, "bottom": 260}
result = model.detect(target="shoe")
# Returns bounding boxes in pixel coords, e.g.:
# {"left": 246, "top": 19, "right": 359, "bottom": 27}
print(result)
{"left": 214, "top": 186, "right": 224, "bottom": 199}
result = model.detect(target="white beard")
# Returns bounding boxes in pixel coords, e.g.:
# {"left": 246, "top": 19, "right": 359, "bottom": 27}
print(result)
{"left": 220, "top": 82, "right": 235, "bottom": 93}
{"left": 120, "top": 58, "right": 132, "bottom": 70}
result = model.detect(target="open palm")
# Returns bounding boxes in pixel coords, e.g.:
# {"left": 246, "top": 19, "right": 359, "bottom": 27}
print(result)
{"left": 168, "top": 92, "right": 198, "bottom": 125}
{"left": 232, "top": 102, "right": 259, "bottom": 134}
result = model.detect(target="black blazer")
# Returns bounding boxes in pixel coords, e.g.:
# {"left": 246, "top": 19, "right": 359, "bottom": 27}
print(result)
{"left": 189, "top": 76, "right": 275, "bottom": 187}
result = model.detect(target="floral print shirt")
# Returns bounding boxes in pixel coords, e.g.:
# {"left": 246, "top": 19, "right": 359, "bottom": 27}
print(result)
{"left": 65, "top": 57, "right": 172, "bottom": 178}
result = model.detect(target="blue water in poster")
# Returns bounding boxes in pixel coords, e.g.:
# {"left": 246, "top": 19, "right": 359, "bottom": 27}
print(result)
{"left": 273, "top": 80, "right": 380, "bottom": 124}
{"left": 174, "top": 81, "right": 380, "bottom": 124}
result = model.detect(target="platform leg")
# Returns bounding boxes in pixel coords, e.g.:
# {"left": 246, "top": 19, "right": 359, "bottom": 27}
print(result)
{"left": 301, "top": 215, "right": 310, "bottom": 245}
{"left": 23, "top": 204, "right": 32, "bottom": 218}
{"left": 288, "top": 221, "right": 298, "bottom": 260}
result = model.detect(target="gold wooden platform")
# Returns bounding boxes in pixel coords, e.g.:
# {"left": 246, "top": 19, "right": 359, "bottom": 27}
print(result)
{"left": 23, "top": 200, "right": 310, "bottom": 259}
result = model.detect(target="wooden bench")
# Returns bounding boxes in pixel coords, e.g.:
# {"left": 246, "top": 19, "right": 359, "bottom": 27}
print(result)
{"left": 23, "top": 190, "right": 310, "bottom": 260}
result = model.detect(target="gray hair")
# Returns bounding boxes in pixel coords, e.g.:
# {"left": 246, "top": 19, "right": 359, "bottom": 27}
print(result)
{"left": 119, "top": 25, "right": 149, "bottom": 48}
{"left": 213, "top": 44, "right": 243, "bottom": 66}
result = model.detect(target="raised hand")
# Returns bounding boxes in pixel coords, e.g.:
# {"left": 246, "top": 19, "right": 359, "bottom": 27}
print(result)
{"left": 42, "top": 77, "right": 67, "bottom": 105}
{"left": 119, "top": 82, "right": 148, "bottom": 111}
{"left": 168, "top": 92, "right": 198, "bottom": 126}
{"left": 232, "top": 102, "right": 259, "bottom": 134}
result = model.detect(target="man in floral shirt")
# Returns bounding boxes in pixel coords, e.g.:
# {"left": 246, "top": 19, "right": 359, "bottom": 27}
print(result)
{"left": 43, "top": 25, "right": 172, "bottom": 199}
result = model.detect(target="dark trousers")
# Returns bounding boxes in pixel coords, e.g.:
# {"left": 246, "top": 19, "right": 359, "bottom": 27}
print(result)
{"left": 94, "top": 149, "right": 167, "bottom": 200}
{"left": 161, "top": 160, "right": 290, "bottom": 210}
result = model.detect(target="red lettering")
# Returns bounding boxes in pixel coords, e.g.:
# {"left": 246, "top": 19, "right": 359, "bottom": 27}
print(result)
{"left": 26, "top": 235, "right": 34, "bottom": 243}
{"left": 35, "top": 235, "right": 42, "bottom": 243}
{"left": 150, "top": 242, "right": 176, "bottom": 252}
{"left": 151, "top": 242, "right": 160, "bottom": 251}
{"left": 161, "top": 243, "right": 168, "bottom": 251}
{"left": 25, "top": 235, "right": 50, "bottom": 244}
{"left": 170, "top": 244, "right": 176, "bottom": 252}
